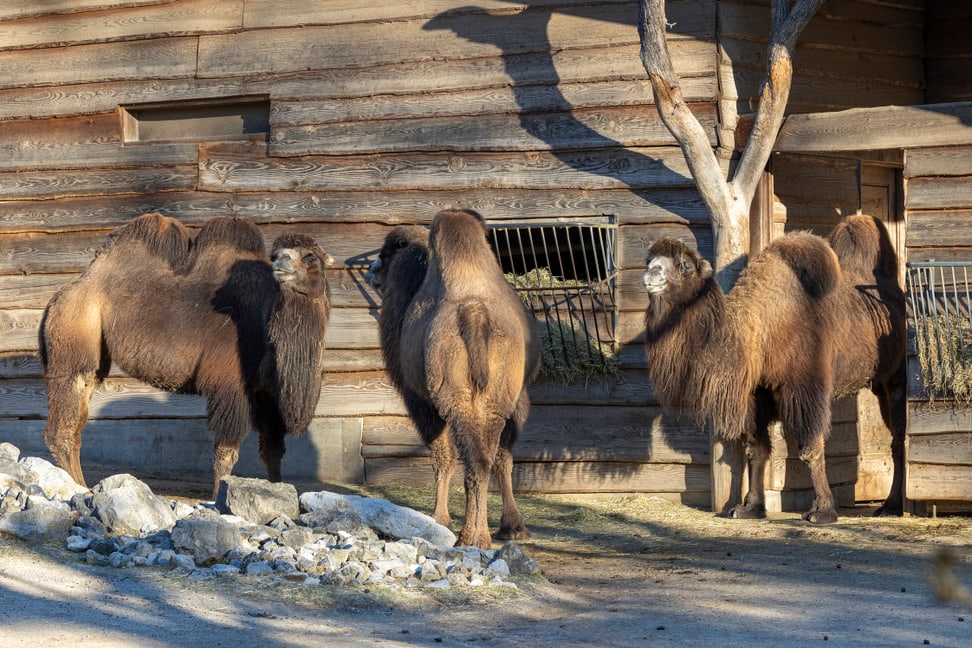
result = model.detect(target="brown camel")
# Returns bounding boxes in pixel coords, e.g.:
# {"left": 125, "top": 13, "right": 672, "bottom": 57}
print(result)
{"left": 642, "top": 215, "right": 906, "bottom": 523}
{"left": 39, "top": 213, "right": 332, "bottom": 497}
{"left": 369, "top": 210, "right": 540, "bottom": 548}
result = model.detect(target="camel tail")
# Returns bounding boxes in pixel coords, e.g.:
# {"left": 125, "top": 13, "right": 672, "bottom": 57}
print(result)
{"left": 828, "top": 214, "right": 899, "bottom": 282}
{"left": 458, "top": 301, "right": 492, "bottom": 392}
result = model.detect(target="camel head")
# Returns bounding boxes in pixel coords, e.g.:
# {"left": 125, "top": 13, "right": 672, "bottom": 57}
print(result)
{"left": 643, "top": 238, "right": 713, "bottom": 301}
{"left": 366, "top": 225, "right": 428, "bottom": 296}
{"left": 270, "top": 234, "right": 332, "bottom": 297}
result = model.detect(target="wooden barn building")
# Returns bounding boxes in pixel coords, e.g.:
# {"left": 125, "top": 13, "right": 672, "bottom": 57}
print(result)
{"left": 1, "top": 0, "right": 970, "bottom": 512}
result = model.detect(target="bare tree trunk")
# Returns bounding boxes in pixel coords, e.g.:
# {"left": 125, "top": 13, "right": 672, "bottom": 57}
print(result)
{"left": 638, "top": 0, "right": 825, "bottom": 513}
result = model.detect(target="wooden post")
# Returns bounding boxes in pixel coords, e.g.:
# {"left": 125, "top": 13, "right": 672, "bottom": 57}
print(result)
{"left": 710, "top": 433, "right": 745, "bottom": 514}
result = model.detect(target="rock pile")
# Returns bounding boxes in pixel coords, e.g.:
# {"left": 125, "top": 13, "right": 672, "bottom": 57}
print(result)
{"left": 0, "top": 443, "right": 540, "bottom": 591}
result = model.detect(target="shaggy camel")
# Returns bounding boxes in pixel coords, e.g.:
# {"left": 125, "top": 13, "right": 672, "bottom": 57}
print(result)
{"left": 642, "top": 215, "right": 906, "bottom": 523}
{"left": 40, "top": 213, "right": 331, "bottom": 497}
{"left": 369, "top": 211, "right": 539, "bottom": 548}
{"left": 367, "top": 224, "right": 536, "bottom": 540}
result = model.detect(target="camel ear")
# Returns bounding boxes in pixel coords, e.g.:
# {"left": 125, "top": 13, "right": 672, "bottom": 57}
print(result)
{"left": 699, "top": 259, "right": 713, "bottom": 278}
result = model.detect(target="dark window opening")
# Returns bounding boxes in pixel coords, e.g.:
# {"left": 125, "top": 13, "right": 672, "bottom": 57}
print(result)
{"left": 121, "top": 97, "right": 270, "bottom": 143}
{"left": 488, "top": 218, "right": 619, "bottom": 384}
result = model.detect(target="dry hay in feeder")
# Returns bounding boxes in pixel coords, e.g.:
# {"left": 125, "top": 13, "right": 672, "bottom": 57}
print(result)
{"left": 915, "top": 312, "right": 972, "bottom": 403}
{"left": 503, "top": 268, "right": 618, "bottom": 384}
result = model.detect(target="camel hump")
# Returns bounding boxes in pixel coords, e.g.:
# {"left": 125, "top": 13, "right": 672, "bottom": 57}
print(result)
{"left": 827, "top": 214, "right": 899, "bottom": 281}
{"left": 193, "top": 216, "right": 267, "bottom": 255}
{"left": 771, "top": 232, "right": 839, "bottom": 300}
{"left": 458, "top": 300, "right": 492, "bottom": 392}
{"left": 100, "top": 212, "right": 191, "bottom": 269}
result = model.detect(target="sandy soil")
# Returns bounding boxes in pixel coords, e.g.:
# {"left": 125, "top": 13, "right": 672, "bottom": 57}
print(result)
{"left": 1, "top": 485, "right": 970, "bottom": 648}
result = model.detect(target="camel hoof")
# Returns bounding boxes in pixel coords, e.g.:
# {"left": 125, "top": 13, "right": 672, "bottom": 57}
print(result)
{"left": 802, "top": 509, "right": 838, "bottom": 524}
{"left": 456, "top": 530, "right": 492, "bottom": 550}
{"left": 495, "top": 524, "right": 531, "bottom": 541}
{"left": 873, "top": 502, "right": 903, "bottom": 517}
{"left": 728, "top": 504, "right": 766, "bottom": 520}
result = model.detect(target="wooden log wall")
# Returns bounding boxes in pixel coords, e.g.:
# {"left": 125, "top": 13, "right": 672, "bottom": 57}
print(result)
{"left": 904, "top": 143, "right": 972, "bottom": 507}
{"left": 0, "top": 0, "right": 941, "bottom": 509}
{"left": 0, "top": 0, "right": 717, "bottom": 504}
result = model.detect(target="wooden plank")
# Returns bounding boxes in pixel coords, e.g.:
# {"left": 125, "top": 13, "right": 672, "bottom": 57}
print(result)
{"left": 1, "top": 416, "right": 364, "bottom": 486}
{"left": 720, "top": 37, "right": 924, "bottom": 91}
{"left": 201, "top": 143, "right": 701, "bottom": 193}
{"left": 775, "top": 103, "right": 972, "bottom": 153}
{"left": 0, "top": 165, "right": 197, "bottom": 200}
{"left": 906, "top": 463, "right": 972, "bottom": 501}
{"left": 906, "top": 177, "right": 972, "bottom": 211}
{"left": 0, "top": 0, "right": 241, "bottom": 50}
{"left": 926, "top": 58, "right": 972, "bottom": 104}
{"left": 242, "top": 0, "right": 649, "bottom": 29}
{"left": 0, "top": 1, "right": 175, "bottom": 21}
{"left": 904, "top": 210, "right": 972, "bottom": 247}
{"left": 0, "top": 274, "right": 71, "bottom": 309}
{"left": 270, "top": 40, "right": 713, "bottom": 100}
{"left": 0, "top": 37, "right": 198, "bottom": 90}
{"left": 726, "top": 66, "right": 923, "bottom": 113}
{"left": 0, "top": 77, "right": 248, "bottom": 121}
{"left": 0, "top": 187, "right": 709, "bottom": 233}
{"left": 0, "top": 114, "right": 198, "bottom": 172}
{"left": 361, "top": 406, "right": 709, "bottom": 464}
{"left": 905, "top": 146, "right": 972, "bottom": 179}
{"left": 908, "top": 432, "right": 972, "bottom": 465}
{"left": 364, "top": 456, "right": 710, "bottom": 494}
{"left": 768, "top": 454, "right": 860, "bottom": 492}
{"left": 907, "top": 404, "right": 972, "bottom": 437}
{"left": 268, "top": 104, "right": 719, "bottom": 156}
{"left": 718, "top": 1, "right": 923, "bottom": 56}
{"left": 3, "top": 371, "right": 406, "bottom": 420}
{"left": 271, "top": 77, "right": 714, "bottom": 127}
{"left": 199, "top": 2, "right": 713, "bottom": 78}
{"left": 0, "top": 305, "right": 379, "bottom": 354}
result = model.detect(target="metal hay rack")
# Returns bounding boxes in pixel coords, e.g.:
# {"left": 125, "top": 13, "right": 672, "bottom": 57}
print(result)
{"left": 907, "top": 260, "right": 972, "bottom": 402}
{"left": 488, "top": 219, "right": 620, "bottom": 383}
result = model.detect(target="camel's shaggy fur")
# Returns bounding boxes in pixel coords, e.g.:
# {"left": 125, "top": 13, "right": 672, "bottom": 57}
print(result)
{"left": 39, "top": 213, "right": 332, "bottom": 497}
{"left": 367, "top": 211, "right": 540, "bottom": 548}
{"left": 643, "top": 215, "right": 906, "bottom": 523}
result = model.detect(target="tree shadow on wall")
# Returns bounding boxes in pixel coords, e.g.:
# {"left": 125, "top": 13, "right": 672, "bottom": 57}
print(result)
{"left": 422, "top": 2, "right": 714, "bottom": 226}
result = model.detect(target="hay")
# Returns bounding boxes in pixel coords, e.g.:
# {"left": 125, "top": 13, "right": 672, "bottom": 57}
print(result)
{"left": 504, "top": 268, "right": 618, "bottom": 385}
{"left": 914, "top": 313, "right": 972, "bottom": 403}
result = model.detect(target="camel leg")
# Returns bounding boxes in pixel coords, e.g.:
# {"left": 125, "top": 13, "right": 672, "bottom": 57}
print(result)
{"left": 403, "top": 390, "right": 451, "bottom": 527}
{"left": 42, "top": 371, "right": 100, "bottom": 488}
{"left": 211, "top": 443, "right": 240, "bottom": 500}
{"left": 729, "top": 389, "right": 774, "bottom": 520}
{"left": 454, "top": 418, "right": 503, "bottom": 549}
{"left": 799, "top": 433, "right": 837, "bottom": 524}
{"left": 428, "top": 432, "right": 457, "bottom": 529}
{"left": 253, "top": 406, "right": 287, "bottom": 483}
{"left": 492, "top": 445, "right": 529, "bottom": 540}
{"left": 730, "top": 432, "right": 771, "bottom": 519}
{"left": 206, "top": 390, "right": 250, "bottom": 499}
{"left": 873, "top": 378, "right": 906, "bottom": 517}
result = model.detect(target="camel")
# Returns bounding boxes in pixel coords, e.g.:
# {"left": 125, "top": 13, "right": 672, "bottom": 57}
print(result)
{"left": 367, "top": 211, "right": 540, "bottom": 548}
{"left": 39, "top": 212, "right": 332, "bottom": 497}
{"left": 642, "top": 214, "right": 906, "bottom": 523}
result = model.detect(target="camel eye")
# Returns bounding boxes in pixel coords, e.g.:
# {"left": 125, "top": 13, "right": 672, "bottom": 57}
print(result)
{"left": 678, "top": 260, "right": 693, "bottom": 274}
{"left": 303, "top": 253, "right": 318, "bottom": 267}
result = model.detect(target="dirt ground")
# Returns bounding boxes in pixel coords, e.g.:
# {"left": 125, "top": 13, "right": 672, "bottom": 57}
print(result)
{"left": 1, "top": 480, "right": 971, "bottom": 648}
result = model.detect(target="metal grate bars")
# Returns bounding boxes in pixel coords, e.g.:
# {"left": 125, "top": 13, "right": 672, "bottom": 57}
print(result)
{"left": 488, "top": 220, "right": 619, "bottom": 382}
{"left": 907, "top": 261, "right": 972, "bottom": 401}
